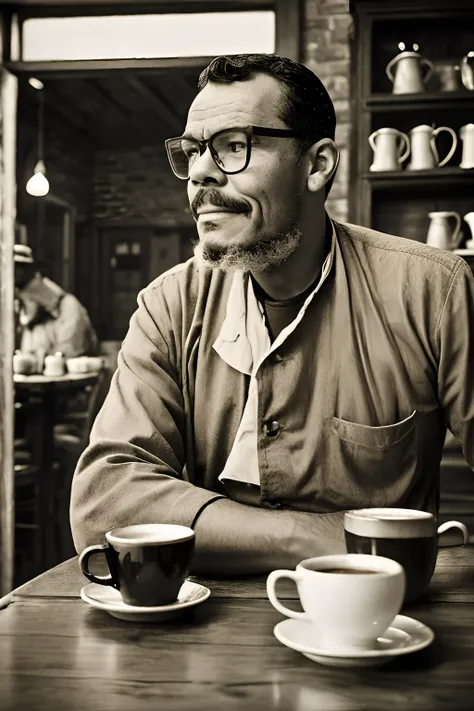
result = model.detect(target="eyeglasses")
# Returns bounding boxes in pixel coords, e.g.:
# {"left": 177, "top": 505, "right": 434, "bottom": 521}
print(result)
{"left": 164, "top": 125, "right": 298, "bottom": 180}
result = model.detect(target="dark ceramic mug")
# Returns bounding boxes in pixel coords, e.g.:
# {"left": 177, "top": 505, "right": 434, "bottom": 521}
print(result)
{"left": 344, "top": 508, "right": 468, "bottom": 603}
{"left": 79, "top": 524, "right": 195, "bottom": 607}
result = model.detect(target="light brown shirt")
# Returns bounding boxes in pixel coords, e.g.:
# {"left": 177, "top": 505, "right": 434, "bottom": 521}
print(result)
{"left": 70, "top": 221, "right": 474, "bottom": 551}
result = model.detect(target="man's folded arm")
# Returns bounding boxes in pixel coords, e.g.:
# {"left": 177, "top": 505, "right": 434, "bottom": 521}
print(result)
{"left": 70, "top": 282, "right": 346, "bottom": 572}
{"left": 70, "top": 283, "right": 224, "bottom": 552}
{"left": 190, "top": 499, "right": 347, "bottom": 575}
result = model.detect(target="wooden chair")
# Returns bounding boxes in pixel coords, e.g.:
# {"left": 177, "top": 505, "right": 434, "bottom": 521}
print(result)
{"left": 14, "top": 397, "right": 61, "bottom": 585}
{"left": 53, "top": 369, "right": 109, "bottom": 560}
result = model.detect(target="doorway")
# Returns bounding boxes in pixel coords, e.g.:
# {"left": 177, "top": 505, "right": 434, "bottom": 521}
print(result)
{"left": 0, "top": 0, "right": 302, "bottom": 594}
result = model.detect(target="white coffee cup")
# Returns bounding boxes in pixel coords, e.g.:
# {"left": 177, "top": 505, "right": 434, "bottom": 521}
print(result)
{"left": 266, "top": 554, "right": 405, "bottom": 654}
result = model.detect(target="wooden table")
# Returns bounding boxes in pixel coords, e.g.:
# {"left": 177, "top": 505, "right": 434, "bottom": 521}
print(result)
{"left": 14, "top": 373, "right": 99, "bottom": 572}
{"left": 1, "top": 546, "right": 474, "bottom": 710}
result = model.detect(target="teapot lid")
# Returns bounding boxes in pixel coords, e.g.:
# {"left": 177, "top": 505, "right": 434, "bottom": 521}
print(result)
{"left": 394, "top": 50, "right": 422, "bottom": 59}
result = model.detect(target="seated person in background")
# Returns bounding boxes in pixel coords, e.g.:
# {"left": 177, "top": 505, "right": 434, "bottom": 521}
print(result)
{"left": 70, "top": 54, "right": 474, "bottom": 576}
{"left": 14, "top": 244, "right": 99, "bottom": 362}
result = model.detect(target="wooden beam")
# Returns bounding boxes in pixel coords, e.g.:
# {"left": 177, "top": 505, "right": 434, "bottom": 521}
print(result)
{"left": 0, "top": 67, "right": 17, "bottom": 596}
{"left": 43, "top": 84, "right": 97, "bottom": 140}
{"left": 275, "top": 0, "right": 302, "bottom": 62}
{"left": 162, "top": 71, "right": 198, "bottom": 104}
{"left": 4, "top": 57, "right": 215, "bottom": 80}
{"left": 81, "top": 78, "right": 132, "bottom": 118}
{"left": 125, "top": 76, "right": 181, "bottom": 132}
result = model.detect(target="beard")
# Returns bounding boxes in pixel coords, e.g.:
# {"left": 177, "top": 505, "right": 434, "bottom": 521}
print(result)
{"left": 193, "top": 225, "right": 302, "bottom": 272}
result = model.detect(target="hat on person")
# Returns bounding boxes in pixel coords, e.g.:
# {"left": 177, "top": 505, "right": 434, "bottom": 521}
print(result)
{"left": 14, "top": 244, "right": 35, "bottom": 264}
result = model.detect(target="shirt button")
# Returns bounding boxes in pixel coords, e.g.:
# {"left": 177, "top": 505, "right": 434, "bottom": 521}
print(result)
{"left": 264, "top": 420, "right": 281, "bottom": 437}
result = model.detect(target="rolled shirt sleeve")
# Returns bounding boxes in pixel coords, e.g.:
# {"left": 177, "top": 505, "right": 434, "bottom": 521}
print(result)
{"left": 437, "top": 260, "right": 474, "bottom": 470}
{"left": 70, "top": 283, "right": 225, "bottom": 552}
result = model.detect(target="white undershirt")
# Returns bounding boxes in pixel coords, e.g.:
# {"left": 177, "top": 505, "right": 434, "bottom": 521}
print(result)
{"left": 213, "top": 224, "right": 336, "bottom": 487}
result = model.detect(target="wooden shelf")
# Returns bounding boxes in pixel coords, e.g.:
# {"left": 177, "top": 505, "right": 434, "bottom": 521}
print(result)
{"left": 363, "top": 167, "right": 474, "bottom": 189}
{"left": 351, "top": 2, "right": 474, "bottom": 228}
{"left": 364, "top": 91, "right": 474, "bottom": 112}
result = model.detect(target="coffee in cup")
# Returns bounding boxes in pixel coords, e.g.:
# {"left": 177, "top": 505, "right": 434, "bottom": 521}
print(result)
{"left": 266, "top": 553, "right": 405, "bottom": 654}
{"left": 78, "top": 524, "right": 195, "bottom": 607}
{"left": 344, "top": 508, "right": 469, "bottom": 603}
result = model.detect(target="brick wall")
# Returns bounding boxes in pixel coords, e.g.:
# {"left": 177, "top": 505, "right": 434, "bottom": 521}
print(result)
{"left": 93, "top": 146, "right": 192, "bottom": 227}
{"left": 304, "top": 0, "right": 352, "bottom": 223}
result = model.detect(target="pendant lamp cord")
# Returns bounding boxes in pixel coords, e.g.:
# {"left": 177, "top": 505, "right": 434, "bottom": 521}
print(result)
{"left": 38, "top": 88, "right": 44, "bottom": 162}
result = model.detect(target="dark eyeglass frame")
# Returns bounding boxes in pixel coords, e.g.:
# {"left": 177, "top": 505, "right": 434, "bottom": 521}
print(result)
{"left": 164, "top": 125, "right": 298, "bottom": 180}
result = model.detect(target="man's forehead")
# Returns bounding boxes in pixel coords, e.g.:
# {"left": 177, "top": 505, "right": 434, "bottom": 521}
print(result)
{"left": 184, "top": 73, "right": 286, "bottom": 139}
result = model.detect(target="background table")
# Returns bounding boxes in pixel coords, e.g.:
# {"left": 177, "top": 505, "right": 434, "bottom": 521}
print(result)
{"left": 1, "top": 546, "right": 474, "bottom": 711}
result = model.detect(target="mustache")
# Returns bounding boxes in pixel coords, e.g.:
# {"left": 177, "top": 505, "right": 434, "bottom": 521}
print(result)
{"left": 190, "top": 188, "right": 251, "bottom": 220}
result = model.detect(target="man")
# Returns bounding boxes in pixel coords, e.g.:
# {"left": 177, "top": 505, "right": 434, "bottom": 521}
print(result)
{"left": 14, "top": 244, "right": 98, "bottom": 361}
{"left": 71, "top": 54, "right": 474, "bottom": 575}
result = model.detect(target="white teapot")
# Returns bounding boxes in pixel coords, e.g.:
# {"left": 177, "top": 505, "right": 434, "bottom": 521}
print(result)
{"left": 460, "top": 51, "right": 474, "bottom": 91}
{"left": 386, "top": 49, "right": 434, "bottom": 94}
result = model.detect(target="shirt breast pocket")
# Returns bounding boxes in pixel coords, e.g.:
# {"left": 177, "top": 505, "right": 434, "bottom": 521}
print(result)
{"left": 329, "top": 410, "right": 417, "bottom": 506}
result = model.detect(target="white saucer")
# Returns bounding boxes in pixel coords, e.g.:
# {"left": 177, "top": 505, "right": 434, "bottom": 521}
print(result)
{"left": 80, "top": 580, "right": 210, "bottom": 622}
{"left": 274, "top": 614, "right": 434, "bottom": 668}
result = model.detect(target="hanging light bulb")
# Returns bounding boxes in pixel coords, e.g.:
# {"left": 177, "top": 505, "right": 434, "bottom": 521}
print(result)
{"left": 26, "top": 78, "right": 49, "bottom": 197}
{"left": 26, "top": 159, "right": 49, "bottom": 196}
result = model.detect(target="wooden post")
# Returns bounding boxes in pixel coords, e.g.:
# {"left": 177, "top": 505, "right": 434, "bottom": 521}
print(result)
{"left": 0, "top": 62, "right": 18, "bottom": 595}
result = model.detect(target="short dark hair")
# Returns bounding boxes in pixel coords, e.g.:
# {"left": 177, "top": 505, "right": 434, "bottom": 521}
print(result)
{"left": 199, "top": 54, "right": 335, "bottom": 142}
{"left": 197, "top": 54, "right": 337, "bottom": 195}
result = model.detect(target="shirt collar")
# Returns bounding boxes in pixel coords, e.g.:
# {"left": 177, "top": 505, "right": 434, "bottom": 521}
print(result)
{"left": 213, "top": 219, "right": 336, "bottom": 374}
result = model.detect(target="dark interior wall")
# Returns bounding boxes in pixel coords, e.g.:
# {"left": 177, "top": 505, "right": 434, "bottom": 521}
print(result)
{"left": 16, "top": 89, "right": 95, "bottom": 310}
{"left": 16, "top": 91, "right": 94, "bottom": 238}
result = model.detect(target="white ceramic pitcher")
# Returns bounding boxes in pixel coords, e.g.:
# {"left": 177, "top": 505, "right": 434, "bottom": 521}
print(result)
{"left": 386, "top": 51, "right": 434, "bottom": 94}
{"left": 464, "top": 212, "right": 474, "bottom": 246}
{"left": 460, "top": 124, "right": 474, "bottom": 169}
{"left": 427, "top": 211, "right": 462, "bottom": 250}
{"left": 369, "top": 128, "right": 410, "bottom": 172}
{"left": 407, "top": 125, "right": 457, "bottom": 171}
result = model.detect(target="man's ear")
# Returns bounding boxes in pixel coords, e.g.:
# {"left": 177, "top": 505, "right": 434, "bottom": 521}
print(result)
{"left": 305, "top": 138, "right": 340, "bottom": 193}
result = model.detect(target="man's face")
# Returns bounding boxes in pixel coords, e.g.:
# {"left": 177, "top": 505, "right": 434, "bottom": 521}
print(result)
{"left": 185, "top": 74, "right": 308, "bottom": 270}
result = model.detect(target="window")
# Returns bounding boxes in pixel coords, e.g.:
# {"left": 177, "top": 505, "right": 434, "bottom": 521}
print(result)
{"left": 22, "top": 12, "right": 276, "bottom": 62}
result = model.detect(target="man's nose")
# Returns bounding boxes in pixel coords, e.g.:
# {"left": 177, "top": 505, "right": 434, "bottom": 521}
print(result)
{"left": 188, "top": 146, "right": 226, "bottom": 185}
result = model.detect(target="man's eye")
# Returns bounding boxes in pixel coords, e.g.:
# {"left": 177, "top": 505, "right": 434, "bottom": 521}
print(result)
{"left": 228, "top": 141, "right": 246, "bottom": 153}
{"left": 182, "top": 143, "right": 199, "bottom": 159}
